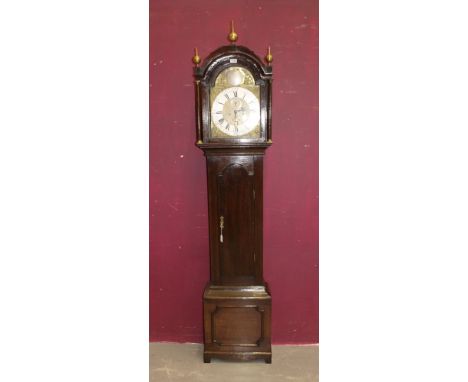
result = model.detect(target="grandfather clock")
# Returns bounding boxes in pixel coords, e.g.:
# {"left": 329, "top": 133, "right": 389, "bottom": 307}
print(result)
{"left": 193, "top": 22, "right": 273, "bottom": 364}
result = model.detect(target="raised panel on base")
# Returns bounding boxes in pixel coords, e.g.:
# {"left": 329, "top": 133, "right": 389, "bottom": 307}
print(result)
{"left": 203, "top": 285, "right": 272, "bottom": 363}
{"left": 212, "top": 306, "right": 262, "bottom": 346}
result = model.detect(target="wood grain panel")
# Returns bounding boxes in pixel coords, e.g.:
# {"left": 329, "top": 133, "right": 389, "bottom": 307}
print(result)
{"left": 218, "top": 163, "right": 255, "bottom": 283}
{"left": 212, "top": 306, "right": 262, "bottom": 346}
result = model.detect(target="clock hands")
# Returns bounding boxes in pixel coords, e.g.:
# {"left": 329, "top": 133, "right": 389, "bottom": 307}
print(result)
{"left": 212, "top": 87, "right": 259, "bottom": 136}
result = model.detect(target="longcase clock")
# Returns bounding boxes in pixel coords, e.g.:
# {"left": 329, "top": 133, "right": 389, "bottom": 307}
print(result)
{"left": 192, "top": 22, "right": 274, "bottom": 364}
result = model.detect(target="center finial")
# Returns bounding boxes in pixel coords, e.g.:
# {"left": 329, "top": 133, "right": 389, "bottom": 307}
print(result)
{"left": 228, "top": 20, "right": 238, "bottom": 43}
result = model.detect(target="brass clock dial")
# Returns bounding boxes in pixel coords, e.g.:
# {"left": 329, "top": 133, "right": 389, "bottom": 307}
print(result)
{"left": 211, "top": 87, "right": 260, "bottom": 137}
{"left": 209, "top": 66, "right": 260, "bottom": 139}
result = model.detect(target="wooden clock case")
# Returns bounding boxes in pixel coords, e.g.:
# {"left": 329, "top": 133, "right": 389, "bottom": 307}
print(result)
{"left": 194, "top": 44, "right": 273, "bottom": 363}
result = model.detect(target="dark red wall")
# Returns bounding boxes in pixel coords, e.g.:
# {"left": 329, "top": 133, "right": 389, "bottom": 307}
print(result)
{"left": 150, "top": 0, "right": 318, "bottom": 344}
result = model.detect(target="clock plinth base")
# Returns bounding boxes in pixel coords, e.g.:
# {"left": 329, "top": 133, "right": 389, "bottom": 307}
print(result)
{"left": 203, "top": 283, "right": 272, "bottom": 363}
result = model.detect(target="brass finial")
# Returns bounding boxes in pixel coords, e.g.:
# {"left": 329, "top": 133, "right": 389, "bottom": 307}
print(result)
{"left": 265, "top": 46, "right": 273, "bottom": 65}
{"left": 192, "top": 47, "right": 201, "bottom": 66}
{"left": 228, "top": 20, "right": 238, "bottom": 43}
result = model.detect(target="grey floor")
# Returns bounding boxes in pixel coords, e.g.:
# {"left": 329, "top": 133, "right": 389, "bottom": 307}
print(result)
{"left": 150, "top": 342, "right": 319, "bottom": 382}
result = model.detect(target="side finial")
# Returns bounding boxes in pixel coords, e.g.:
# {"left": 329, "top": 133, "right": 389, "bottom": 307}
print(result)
{"left": 265, "top": 46, "right": 273, "bottom": 65}
{"left": 192, "top": 47, "right": 201, "bottom": 66}
{"left": 228, "top": 20, "right": 238, "bottom": 43}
